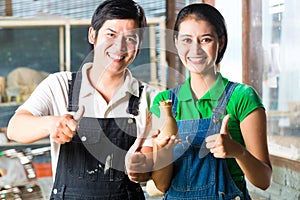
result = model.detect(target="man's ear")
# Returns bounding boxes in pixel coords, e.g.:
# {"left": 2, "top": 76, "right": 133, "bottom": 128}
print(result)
{"left": 174, "top": 36, "right": 178, "bottom": 49}
{"left": 136, "top": 49, "right": 140, "bottom": 55}
{"left": 88, "top": 27, "right": 96, "bottom": 44}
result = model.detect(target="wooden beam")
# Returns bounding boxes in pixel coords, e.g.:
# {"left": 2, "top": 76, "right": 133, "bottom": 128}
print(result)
{"left": 242, "top": 0, "right": 263, "bottom": 96}
{"left": 5, "top": 0, "right": 13, "bottom": 16}
{"left": 166, "top": 0, "right": 188, "bottom": 88}
{"left": 166, "top": 0, "right": 177, "bottom": 88}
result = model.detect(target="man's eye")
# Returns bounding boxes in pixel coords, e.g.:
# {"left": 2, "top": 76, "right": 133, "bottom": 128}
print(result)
{"left": 182, "top": 38, "right": 192, "bottom": 44}
{"left": 126, "top": 36, "right": 138, "bottom": 44}
{"left": 107, "top": 33, "right": 115, "bottom": 38}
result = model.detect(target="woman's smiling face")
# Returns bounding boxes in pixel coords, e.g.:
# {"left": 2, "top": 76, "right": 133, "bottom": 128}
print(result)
{"left": 175, "top": 16, "right": 224, "bottom": 75}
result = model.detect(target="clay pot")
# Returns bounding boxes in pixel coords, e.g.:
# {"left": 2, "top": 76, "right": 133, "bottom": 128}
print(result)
{"left": 156, "top": 100, "right": 178, "bottom": 139}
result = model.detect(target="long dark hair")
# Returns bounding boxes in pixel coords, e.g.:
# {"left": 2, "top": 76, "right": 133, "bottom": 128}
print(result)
{"left": 173, "top": 3, "right": 228, "bottom": 64}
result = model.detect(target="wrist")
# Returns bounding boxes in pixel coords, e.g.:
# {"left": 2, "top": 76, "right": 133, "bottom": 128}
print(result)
{"left": 235, "top": 144, "right": 246, "bottom": 160}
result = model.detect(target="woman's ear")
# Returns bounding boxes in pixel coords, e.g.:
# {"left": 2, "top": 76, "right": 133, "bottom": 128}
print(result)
{"left": 218, "top": 35, "right": 225, "bottom": 53}
{"left": 88, "top": 27, "right": 96, "bottom": 44}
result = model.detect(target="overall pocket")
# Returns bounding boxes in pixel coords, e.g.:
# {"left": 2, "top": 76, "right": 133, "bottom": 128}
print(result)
{"left": 66, "top": 132, "right": 101, "bottom": 182}
{"left": 171, "top": 140, "right": 216, "bottom": 192}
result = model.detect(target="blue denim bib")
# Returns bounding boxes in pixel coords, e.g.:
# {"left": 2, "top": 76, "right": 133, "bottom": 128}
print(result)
{"left": 165, "top": 82, "right": 251, "bottom": 200}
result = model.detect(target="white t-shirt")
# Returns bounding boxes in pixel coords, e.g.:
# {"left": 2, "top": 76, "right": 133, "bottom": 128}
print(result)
{"left": 18, "top": 63, "right": 160, "bottom": 177}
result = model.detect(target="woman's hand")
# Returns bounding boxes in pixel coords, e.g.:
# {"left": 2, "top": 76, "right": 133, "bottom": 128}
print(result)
{"left": 152, "top": 130, "right": 181, "bottom": 171}
{"left": 152, "top": 130, "right": 181, "bottom": 150}
{"left": 205, "top": 114, "right": 244, "bottom": 159}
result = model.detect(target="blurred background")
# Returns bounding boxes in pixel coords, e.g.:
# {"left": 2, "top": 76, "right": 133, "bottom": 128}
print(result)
{"left": 0, "top": 0, "right": 299, "bottom": 199}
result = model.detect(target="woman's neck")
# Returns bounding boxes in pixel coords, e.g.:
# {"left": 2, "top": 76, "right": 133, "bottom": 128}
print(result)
{"left": 190, "top": 72, "right": 218, "bottom": 100}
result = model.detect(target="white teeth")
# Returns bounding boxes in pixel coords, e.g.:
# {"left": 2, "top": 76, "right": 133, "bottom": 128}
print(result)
{"left": 108, "top": 53, "right": 123, "bottom": 60}
{"left": 188, "top": 57, "right": 204, "bottom": 62}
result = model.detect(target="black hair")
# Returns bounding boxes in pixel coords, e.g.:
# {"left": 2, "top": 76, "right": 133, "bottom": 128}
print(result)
{"left": 91, "top": 0, "right": 147, "bottom": 43}
{"left": 173, "top": 3, "right": 228, "bottom": 64}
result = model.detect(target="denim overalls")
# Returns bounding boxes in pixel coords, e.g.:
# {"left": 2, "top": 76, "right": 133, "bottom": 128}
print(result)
{"left": 50, "top": 72, "right": 145, "bottom": 200}
{"left": 164, "top": 82, "right": 251, "bottom": 200}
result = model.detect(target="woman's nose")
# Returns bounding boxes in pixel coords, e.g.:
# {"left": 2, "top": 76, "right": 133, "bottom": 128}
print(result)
{"left": 190, "top": 40, "right": 200, "bottom": 53}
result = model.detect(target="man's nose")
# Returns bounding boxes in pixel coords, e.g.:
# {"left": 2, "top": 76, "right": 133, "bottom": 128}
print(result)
{"left": 114, "top": 35, "right": 127, "bottom": 52}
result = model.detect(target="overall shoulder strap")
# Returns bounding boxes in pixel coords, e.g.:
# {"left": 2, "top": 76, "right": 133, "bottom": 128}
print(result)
{"left": 67, "top": 71, "right": 82, "bottom": 112}
{"left": 212, "top": 81, "right": 238, "bottom": 121}
{"left": 169, "top": 85, "right": 182, "bottom": 118}
{"left": 126, "top": 81, "right": 144, "bottom": 116}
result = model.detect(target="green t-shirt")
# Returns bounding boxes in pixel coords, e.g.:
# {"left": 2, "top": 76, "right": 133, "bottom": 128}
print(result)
{"left": 150, "top": 73, "right": 264, "bottom": 190}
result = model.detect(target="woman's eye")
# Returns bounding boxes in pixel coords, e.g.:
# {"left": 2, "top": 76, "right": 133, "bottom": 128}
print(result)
{"left": 201, "top": 38, "right": 212, "bottom": 43}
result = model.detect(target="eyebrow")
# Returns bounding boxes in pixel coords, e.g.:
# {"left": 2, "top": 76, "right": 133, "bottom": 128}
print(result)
{"left": 106, "top": 28, "right": 117, "bottom": 33}
{"left": 106, "top": 28, "right": 137, "bottom": 38}
{"left": 178, "top": 33, "right": 215, "bottom": 38}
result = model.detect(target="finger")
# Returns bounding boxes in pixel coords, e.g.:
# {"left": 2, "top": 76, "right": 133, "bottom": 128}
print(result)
{"left": 129, "top": 152, "right": 146, "bottom": 164}
{"left": 130, "top": 137, "right": 146, "bottom": 153}
{"left": 205, "top": 134, "right": 219, "bottom": 149}
{"left": 51, "top": 131, "right": 71, "bottom": 144}
{"left": 58, "top": 132, "right": 73, "bottom": 143}
{"left": 151, "top": 129, "right": 160, "bottom": 138}
{"left": 205, "top": 133, "right": 219, "bottom": 143}
{"left": 206, "top": 141, "right": 216, "bottom": 149}
{"left": 128, "top": 174, "right": 140, "bottom": 183}
{"left": 64, "top": 105, "right": 85, "bottom": 132}
{"left": 156, "top": 136, "right": 171, "bottom": 147}
{"left": 55, "top": 120, "right": 75, "bottom": 139}
{"left": 220, "top": 114, "right": 230, "bottom": 134}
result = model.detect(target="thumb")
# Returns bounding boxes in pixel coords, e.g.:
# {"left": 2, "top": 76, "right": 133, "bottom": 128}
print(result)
{"left": 220, "top": 114, "right": 230, "bottom": 135}
{"left": 73, "top": 105, "right": 85, "bottom": 122}
{"left": 65, "top": 106, "right": 85, "bottom": 132}
{"left": 129, "top": 137, "right": 145, "bottom": 153}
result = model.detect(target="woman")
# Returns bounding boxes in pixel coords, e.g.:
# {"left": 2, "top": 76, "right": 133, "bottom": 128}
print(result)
{"left": 151, "top": 3, "right": 272, "bottom": 199}
{"left": 7, "top": 0, "right": 160, "bottom": 199}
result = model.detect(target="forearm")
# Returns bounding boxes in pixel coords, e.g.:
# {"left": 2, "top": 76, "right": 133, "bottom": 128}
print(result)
{"left": 7, "top": 111, "right": 52, "bottom": 143}
{"left": 152, "top": 163, "right": 173, "bottom": 193}
{"left": 236, "top": 146, "right": 272, "bottom": 190}
{"left": 151, "top": 145, "right": 174, "bottom": 192}
{"left": 238, "top": 108, "right": 272, "bottom": 190}
{"left": 139, "top": 146, "right": 154, "bottom": 181}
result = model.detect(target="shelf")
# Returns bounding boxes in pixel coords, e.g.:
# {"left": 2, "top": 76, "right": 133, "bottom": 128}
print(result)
{"left": 0, "top": 102, "right": 22, "bottom": 107}
{"left": 0, "top": 103, "right": 21, "bottom": 127}
{"left": 0, "top": 139, "right": 50, "bottom": 151}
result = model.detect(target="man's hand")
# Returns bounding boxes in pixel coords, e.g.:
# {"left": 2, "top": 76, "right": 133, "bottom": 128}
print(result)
{"left": 126, "top": 151, "right": 152, "bottom": 182}
{"left": 125, "top": 135, "right": 153, "bottom": 183}
{"left": 49, "top": 106, "right": 85, "bottom": 144}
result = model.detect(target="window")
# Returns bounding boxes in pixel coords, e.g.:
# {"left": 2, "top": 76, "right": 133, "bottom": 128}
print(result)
{"left": 262, "top": 0, "right": 300, "bottom": 161}
{"left": 215, "top": 0, "right": 300, "bottom": 161}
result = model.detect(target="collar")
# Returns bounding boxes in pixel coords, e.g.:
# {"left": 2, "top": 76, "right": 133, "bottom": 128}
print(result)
{"left": 202, "top": 73, "right": 229, "bottom": 101}
{"left": 178, "top": 73, "right": 229, "bottom": 102}
{"left": 119, "top": 69, "right": 141, "bottom": 98}
{"left": 79, "top": 63, "right": 95, "bottom": 98}
{"left": 79, "top": 63, "right": 140, "bottom": 99}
